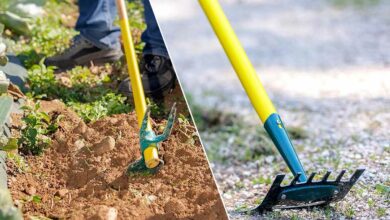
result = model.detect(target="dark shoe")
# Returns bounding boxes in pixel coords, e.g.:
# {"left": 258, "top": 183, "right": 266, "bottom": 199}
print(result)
{"left": 44, "top": 36, "right": 123, "bottom": 70}
{"left": 118, "top": 55, "right": 176, "bottom": 99}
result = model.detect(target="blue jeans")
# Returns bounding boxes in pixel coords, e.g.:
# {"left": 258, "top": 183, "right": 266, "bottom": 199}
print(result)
{"left": 76, "top": 0, "right": 168, "bottom": 57}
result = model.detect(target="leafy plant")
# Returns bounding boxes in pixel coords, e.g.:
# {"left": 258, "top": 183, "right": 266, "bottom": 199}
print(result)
{"left": 6, "top": 152, "right": 29, "bottom": 173}
{"left": 68, "top": 93, "right": 131, "bottom": 122}
{"left": 18, "top": 102, "right": 61, "bottom": 155}
{"left": 31, "top": 195, "right": 42, "bottom": 204}
{"left": 0, "top": 138, "right": 18, "bottom": 152}
{"left": 26, "top": 59, "right": 58, "bottom": 99}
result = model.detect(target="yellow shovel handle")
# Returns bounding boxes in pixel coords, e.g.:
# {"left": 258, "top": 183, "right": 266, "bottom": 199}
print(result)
{"left": 199, "top": 0, "right": 277, "bottom": 123}
{"left": 116, "top": 0, "right": 158, "bottom": 168}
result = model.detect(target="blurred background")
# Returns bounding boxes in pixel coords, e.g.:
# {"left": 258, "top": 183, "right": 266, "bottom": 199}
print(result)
{"left": 151, "top": 0, "right": 390, "bottom": 219}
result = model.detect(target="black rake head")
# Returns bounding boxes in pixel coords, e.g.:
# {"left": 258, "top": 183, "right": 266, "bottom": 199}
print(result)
{"left": 250, "top": 169, "right": 365, "bottom": 213}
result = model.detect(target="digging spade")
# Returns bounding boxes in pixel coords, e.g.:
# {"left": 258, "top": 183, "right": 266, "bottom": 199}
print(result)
{"left": 199, "top": 0, "right": 365, "bottom": 212}
{"left": 116, "top": 0, "right": 176, "bottom": 175}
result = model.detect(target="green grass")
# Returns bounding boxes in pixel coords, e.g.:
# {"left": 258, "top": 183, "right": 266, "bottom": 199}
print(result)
{"left": 344, "top": 205, "right": 355, "bottom": 218}
{"left": 376, "top": 207, "right": 386, "bottom": 217}
{"left": 375, "top": 183, "right": 390, "bottom": 196}
{"left": 252, "top": 175, "right": 272, "bottom": 185}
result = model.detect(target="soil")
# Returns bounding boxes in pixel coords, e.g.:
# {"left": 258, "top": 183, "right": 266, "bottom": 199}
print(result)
{"left": 7, "top": 99, "right": 227, "bottom": 220}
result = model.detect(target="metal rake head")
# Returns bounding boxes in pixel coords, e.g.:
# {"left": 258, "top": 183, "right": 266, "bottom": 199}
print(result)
{"left": 250, "top": 169, "right": 365, "bottom": 213}
{"left": 127, "top": 103, "right": 177, "bottom": 175}
{"left": 127, "top": 157, "right": 164, "bottom": 176}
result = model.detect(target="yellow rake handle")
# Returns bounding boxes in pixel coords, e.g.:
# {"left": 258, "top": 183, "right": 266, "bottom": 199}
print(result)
{"left": 116, "top": 0, "right": 159, "bottom": 168}
{"left": 199, "top": 0, "right": 277, "bottom": 123}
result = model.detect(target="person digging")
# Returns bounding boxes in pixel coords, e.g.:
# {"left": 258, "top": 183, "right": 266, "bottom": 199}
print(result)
{"left": 45, "top": 0, "right": 175, "bottom": 99}
{"left": 46, "top": 0, "right": 177, "bottom": 178}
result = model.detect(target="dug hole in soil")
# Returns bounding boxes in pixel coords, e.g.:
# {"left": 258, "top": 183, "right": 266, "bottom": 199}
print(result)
{"left": 7, "top": 100, "right": 227, "bottom": 220}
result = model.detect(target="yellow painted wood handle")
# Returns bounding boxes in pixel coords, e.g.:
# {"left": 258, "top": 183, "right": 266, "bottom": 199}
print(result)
{"left": 199, "top": 0, "right": 277, "bottom": 123}
{"left": 116, "top": 0, "right": 148, "bottom": 127}
{"left": 116, "top": 0, "right": 158, "bottom": 168}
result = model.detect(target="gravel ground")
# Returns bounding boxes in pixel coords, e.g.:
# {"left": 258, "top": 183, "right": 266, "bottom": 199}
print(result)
{"left": 151, "top": 0, "right": 390, "bottom": 219}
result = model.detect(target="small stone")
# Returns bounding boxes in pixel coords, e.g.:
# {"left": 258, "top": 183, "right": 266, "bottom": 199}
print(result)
{"left": 55, "top": 189, "right": 69, "bottom": 198}
{"left": 90, "top": 205, "right": 118, "bottom": 220}
{"left": 74, "top": 139, "right": 85, "bottom": 151}
{"left": 223, "top": 193, "right": 232, "bottom": 200}
{"left": 146, "top": 195, "right": 157, "bottom": 205}
{"left": 25, "top": 186, "right": 36, "bottom": 195}
{"left": 83, "top": 128, "right": 96, "bottom": 140}
{"left": 73, "top": 121, "right": 87, "bottom": 134}
{"left": 93, "top": 136, "right": 115, "bottom": 155}
{"left": 109, "top": 118, "right": 118, "bottom": 124}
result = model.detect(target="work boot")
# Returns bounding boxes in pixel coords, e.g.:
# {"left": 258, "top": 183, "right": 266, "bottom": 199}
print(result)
{"left": 118, "top": 54, "right": 176, "bottom": 99}
{"left": 44, "top": 36, "right": 123, "bottom": 70}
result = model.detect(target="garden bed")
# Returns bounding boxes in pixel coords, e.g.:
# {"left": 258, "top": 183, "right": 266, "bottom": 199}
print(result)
{"left": 7, "top": 99, "right": 226, "bottom": 219}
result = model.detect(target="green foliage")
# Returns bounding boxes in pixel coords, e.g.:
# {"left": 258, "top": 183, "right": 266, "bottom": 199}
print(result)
{"left": 26, "top": 61, "right": 131, "bottom": 122}
{"left": 31, "top": 195, "right": 41, "bottom": 204}
{"left": 17, "top": 15, "right": 76, "bottom": 68}
{"left": 26, "top": 59, "right": 58, "bottom": 99}
{"left": 147, "top": 98, "right": 166, "bottom": 118}
{"left": 376, "top": 207, "right": 386, "bottom": 217}
{"left": 11, "top": 0, "right": 77, "bottom": 67}
{"left": 18, "top": 102, "right": 60, "bottom": 155}
{"left": 252, "top": 175, "right": 272, "bottom": 185}
{"left": 69, "top": 93, "right": 131, "bottom": 122}
{"left": 126, "top": 0, "right": 146, "bottom": 55}
{"left": 68, "top": 66, "right": 101, "bottom": 85}
{"left": 344, "top": 205, "right": 355, "bottom": 218}
{"left": 234, "top": 203, "right": 249, "bottom": 212}
{"left": 375, "top": 183, "right": 390, "bottom": 196}
{"left": 0, "top": 0, "right": 10, "bottom": 11}
{"left": 0, "top": 138, "right": 18, "bottom": 151}
{"left": 6, "top": 152, "right": 28, "bottom": 173}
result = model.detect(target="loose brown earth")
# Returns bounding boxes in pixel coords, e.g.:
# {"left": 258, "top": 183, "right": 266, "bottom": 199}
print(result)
{"left": 7, "top": 99, "right": 227, "bottom": 219}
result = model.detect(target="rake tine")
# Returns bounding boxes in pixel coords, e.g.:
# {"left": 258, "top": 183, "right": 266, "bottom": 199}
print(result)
{"left": 272, "top": 174, "right": 286, "bottom": 188}
{"left": 322, "top": 171, "right": 332, "bottom": 182}
{"left": 349, "top": 169, "right": 365, "bottom": 184}
{"left": 335, "top": 170, "right": 346, "bottom": 182}
{"left": 307, "top": 172, "right": 316, "bottom": 183}
{"left": 290, "top": 173, "right": 302, "bottom": 185}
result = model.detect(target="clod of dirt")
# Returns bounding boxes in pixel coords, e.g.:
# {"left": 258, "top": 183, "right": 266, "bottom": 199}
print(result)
{"left": 164, "top": 198, "right": 187, "bottom": 213}
{"left": 92, "top": 136, "right": 115, "bottom": 155}
{"left": 87, "top": 205, "right": 118, "bottom": 220}
{"left": 55, "top": 189, "right": 68, "bottom": 198}
{"left": 73, "top": 139, "right": 85, "bottom": 151}
{"left": 73, "top": 121, "right": 87, "bottom": 134}
{"left": 25, "top": 186, "right": 36, "bottom": 196}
